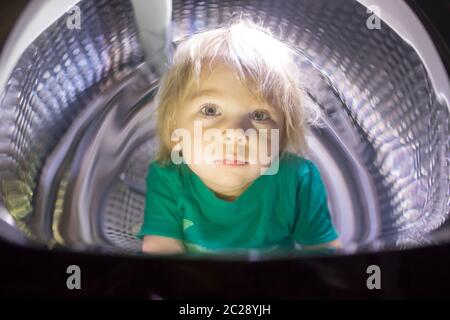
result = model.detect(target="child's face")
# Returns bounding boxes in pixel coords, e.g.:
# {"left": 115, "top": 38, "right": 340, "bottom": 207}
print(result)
{"left": 174, "top": 63, "right": 284, "bottom": 198}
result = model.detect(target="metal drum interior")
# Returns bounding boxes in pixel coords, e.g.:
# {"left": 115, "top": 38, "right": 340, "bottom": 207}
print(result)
{"left": 0, "top": 0, "right": 448, "bottom": 256}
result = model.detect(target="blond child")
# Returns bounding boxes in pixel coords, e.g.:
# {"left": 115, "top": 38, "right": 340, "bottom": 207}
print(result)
{"left": 136, "top": 18, "right": 341, "bottom": 254}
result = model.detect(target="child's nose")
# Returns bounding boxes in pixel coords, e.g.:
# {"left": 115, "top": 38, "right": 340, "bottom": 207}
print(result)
{"left": 222, "top": 130, "right": 247, "bottom": 145}
{"left": 222, "top": 116, "right": 253, "bottom": 136}
{"left": 218, "top": 117, "right": 253, "bottom": 150}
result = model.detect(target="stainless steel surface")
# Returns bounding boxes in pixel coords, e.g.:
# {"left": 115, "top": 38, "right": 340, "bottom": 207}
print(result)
{"left": 0, "top": 0, "right": 448, "bottom": 256}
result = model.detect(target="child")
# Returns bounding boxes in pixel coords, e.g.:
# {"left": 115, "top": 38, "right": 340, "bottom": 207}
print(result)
{"left": 136, "top": 18, "right": 341, "bottom": 254}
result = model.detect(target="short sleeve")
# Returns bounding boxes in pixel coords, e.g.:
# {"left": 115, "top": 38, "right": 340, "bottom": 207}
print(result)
{"left": 135, "top": 162, "right": 183, "bottom": 240}
{"left": 293, "top": 160, "right": 339, "bottom": 246}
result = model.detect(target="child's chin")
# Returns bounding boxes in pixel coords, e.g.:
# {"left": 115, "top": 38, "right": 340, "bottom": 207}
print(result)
{"left": 191, "top": 163, "right": 262, "bottom": 182}
{"left": 214, "top": 167, "right": 260, "bottom": 184}
{"left": 216, "top": 178, "right": 252, "bottom": 190}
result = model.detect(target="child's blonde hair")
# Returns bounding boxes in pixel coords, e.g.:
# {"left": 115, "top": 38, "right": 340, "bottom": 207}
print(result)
{"left": 153, "top": 16, "right": 322, "bottom": 166}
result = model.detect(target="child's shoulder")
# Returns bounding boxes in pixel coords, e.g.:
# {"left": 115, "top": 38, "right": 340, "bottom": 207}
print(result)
{"left": 279, "top": 151, "right": 310, "bottom": 171}
{"left": 147, "top": 159, "right": 182, "bottom": 181}
{"left": 279, "top": 152, "right": 318, "bottom": 181}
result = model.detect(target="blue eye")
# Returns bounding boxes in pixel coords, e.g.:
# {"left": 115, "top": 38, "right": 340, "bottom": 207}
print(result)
{"left": 199, "top": 104, "right": 222, "bottom": 117}
{"left": 250, "top": 109, "right": 272, "bottom": 122}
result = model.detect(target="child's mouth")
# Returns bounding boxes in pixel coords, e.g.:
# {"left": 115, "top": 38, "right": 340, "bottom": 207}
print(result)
{"left": 214, "top": 158, "right": 249, "bottom": 166}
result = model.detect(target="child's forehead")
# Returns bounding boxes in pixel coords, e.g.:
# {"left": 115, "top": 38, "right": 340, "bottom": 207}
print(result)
{"left": 199, "top": 61, "right": 240, "bottom": 83}
{"left": 189, "top": 64, "right": 259, "bottom": 99}
{"left": 187, "top": 83, "right": 266, "bottom": 106}
{"left": 189, "top": 88, "right": 222, "bottom": 100}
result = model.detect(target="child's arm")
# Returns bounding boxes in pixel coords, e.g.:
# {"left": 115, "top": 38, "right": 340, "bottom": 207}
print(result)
{"left": 293, "top": 160, "right": 341, "bottom": 249}
{"left": 301, "top": 239, "right": 342, "bottom": 250}
{"left": 142, "top": 235, "right": 186, "bottom": 254}
{"left": 136, "top": 162, "right": 185, "bottom": 254}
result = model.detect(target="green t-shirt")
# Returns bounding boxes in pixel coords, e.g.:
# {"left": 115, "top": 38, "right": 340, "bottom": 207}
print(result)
{"left": 136, "top": 152, "right": 339, "bottom": 254}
